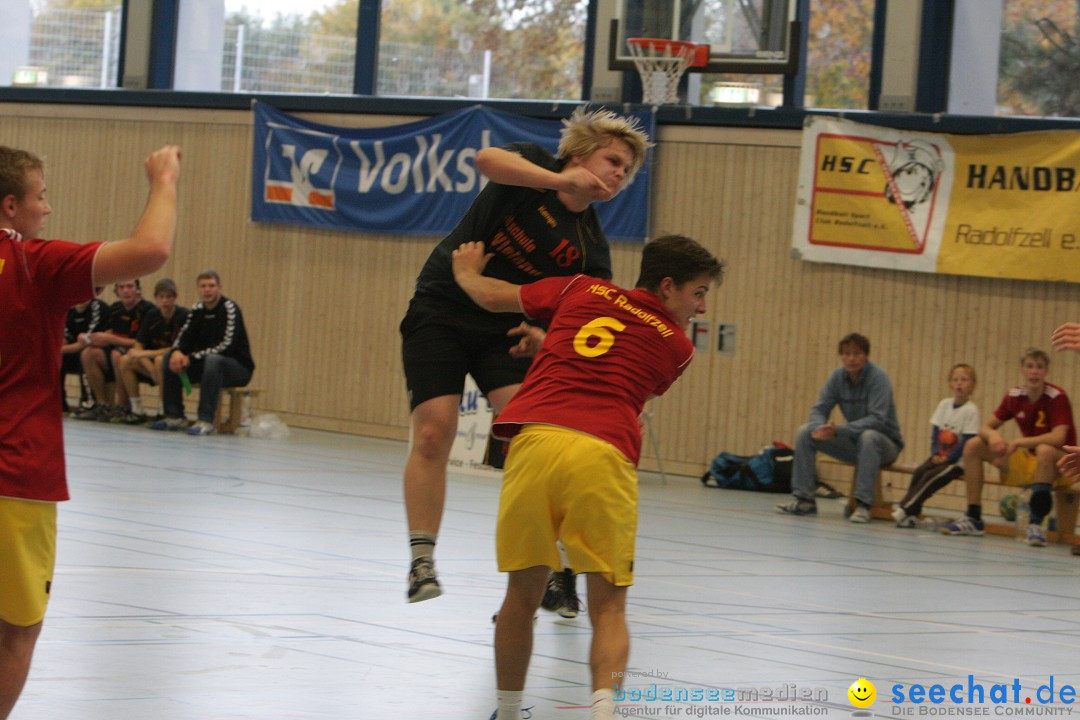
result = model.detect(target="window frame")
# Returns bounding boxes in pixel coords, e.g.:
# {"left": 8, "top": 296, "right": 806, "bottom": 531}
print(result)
{"left": 6, "top": 0, "right": 1080, "bottom": 134}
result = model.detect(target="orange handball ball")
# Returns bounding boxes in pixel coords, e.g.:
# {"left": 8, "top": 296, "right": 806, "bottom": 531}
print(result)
{"left": 938, "top": 429, "right": 958, "bottom": 450}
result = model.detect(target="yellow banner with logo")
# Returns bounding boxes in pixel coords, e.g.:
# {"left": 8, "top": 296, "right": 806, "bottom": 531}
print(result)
{"left": 791, "top": 117, "right": 1080, "bottom": 283}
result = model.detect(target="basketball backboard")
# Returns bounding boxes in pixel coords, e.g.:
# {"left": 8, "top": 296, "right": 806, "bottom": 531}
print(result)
{"left": 608, "top": 0, "right": 798, "bottom": 75}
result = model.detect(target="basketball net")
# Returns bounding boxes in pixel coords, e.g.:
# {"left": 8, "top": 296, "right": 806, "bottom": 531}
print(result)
{"left": 627, "top": 39, "right": 696, "bottom": 105}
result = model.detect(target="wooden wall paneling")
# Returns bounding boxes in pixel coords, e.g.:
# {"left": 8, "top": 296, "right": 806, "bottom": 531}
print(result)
{"left": 755, "top": 145, "right": 801, "bottom": 450}
{"left": 3, "top": 104, "right": 1078, "bottom": 486}
{"left": 638, "top": 139, "right": 693, "bottom": 473}
{"left": 715, "top": 141, "right": 749, "bottom": 457}
{"left": 699, "top": 144, "right": 736, "bottom": 463}
{"left": 886, "top": 271, "right": 918, "bottom": 465}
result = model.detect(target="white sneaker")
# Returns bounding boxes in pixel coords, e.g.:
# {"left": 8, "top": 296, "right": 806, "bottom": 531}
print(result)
{"left": 891, "top": 507, "right": 916, "bottom": 528}
{"left": 941, "top": 516, "right": 985, "bottom": 536}
{"left": 186, "top": 420, "right": 216, "bottom": 436}
{"left": 148, "top": 416, "right": 187, "bottom": 431}
{"left": 849, "top": 505, "right": 871, "bottom": 523}
{"left": 774, "top": 498, "right": 817, "bottom": 516}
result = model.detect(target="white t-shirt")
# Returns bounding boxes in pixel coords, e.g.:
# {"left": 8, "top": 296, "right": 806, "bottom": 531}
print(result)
{"left": 929, "top": 398, "right": 980, "bottom": 458}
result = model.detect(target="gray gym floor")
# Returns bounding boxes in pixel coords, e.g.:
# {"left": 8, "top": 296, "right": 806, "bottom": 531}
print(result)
{"left": 14, "top": 421, "right": 1080, "bottom": 719}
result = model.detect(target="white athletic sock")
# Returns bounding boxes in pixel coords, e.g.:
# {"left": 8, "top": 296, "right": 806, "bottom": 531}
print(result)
{"left": 591, "top": 688, "right": 615, "bottom": 720}
{"left": 129, "top": 397, "right": 144, "bottom": 415}
{"left": 409, "top": 531, "right": 436, "bottom": 562}
{"left": 556, "top": 539, "right": 570, "bottom": 568}
{"left": 496, "top": 689, "right": 523, "bottom": 720}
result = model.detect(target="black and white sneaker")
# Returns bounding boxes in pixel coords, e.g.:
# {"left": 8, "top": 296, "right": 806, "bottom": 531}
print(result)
{"left": 73, "top": 404, "right": 103, "bottom": 421}
{"left": 407, "top": 556, "right": 441, "bottom": 603}
{"left": 540, "top": 568, "right": 581, "bottom": 618}
{"left": 97, "top": 404, "right": 123, "bottom": 423}
{"left": 774, "top": 498, "right": 818, "bottom": 516}
{"left": 488, "top": 708, "right": 534, "bottom": 720}
{"left": 112, "top": 410, "right": 147, "bottom": 425}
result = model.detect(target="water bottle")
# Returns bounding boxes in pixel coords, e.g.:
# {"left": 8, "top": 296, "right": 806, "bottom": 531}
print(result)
{"left": 239, "top": 391, "right": 254, "bottom": 430}
{"left": 1015, "top": 494, "right": 1031, "bottom": 539}
{"left": 919, "top": 516, "right": 940, "bottom": 531}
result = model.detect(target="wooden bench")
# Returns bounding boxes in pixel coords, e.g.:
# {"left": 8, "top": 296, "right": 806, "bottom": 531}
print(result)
{"left": 214, "top": 387, "right": 260, "bottom": 434}
{"left": 820, "top": 457, "right": 1078, "bottom": 544}
{"left": 63, "top": 376, "right": 262, "bottom": 435}
{"left": 829, "top": 459, "right": 917, "bottom": 519}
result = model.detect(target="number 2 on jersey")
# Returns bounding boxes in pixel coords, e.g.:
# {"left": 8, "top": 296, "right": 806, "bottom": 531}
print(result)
{"left": 573, "top": 317, "right": 625, "bottom": 358}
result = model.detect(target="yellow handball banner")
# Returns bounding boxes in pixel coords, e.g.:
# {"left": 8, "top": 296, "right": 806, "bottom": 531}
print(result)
{"left": 791, "top": 116, "right": 1080, "bottom": 283}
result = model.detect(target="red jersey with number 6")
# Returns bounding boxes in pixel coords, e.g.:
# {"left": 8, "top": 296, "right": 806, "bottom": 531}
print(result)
{"left": 0, "top": 229, "right": 102, "bottom": 501}
{"left": 492, "top": 274, "right": 694, "bottom": 465}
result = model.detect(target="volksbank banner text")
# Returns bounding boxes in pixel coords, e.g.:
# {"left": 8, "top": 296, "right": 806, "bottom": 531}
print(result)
{"left": 251, "top": 102, "right": 653, "bottom": 242}
{"left": 791, "top": 116, "right": 1080, "bottom": 284}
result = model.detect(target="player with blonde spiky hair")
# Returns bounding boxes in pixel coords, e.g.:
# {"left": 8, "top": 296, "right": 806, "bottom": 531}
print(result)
{"left": 557, "top": 107, "right": 652, "bottom": 184}
{"left": 399, "top": 108, "right": 652, "bottom": 607}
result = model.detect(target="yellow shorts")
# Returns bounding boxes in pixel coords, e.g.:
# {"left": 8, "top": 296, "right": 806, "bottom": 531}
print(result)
{"left": 497, "top": 424, "right": 638, "bottom": 586}
{"left": 0, "top": 497, "right": 57, "bottom": 626}
{"left": 1001, "top": 448, "right": 1070, "bottom": 488}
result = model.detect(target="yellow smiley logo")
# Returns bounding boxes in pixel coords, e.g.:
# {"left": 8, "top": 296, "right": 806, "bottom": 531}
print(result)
{"left": 847, "top": 678, "right": 876, "bottom": 708}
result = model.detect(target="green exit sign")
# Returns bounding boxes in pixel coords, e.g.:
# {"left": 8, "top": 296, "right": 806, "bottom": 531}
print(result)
{"left": 12, "top": 67, "right": 48, "bottom": 86}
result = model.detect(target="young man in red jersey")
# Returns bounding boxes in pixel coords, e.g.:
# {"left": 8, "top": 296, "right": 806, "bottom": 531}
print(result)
{"left": 942, "top": 348, "right": 1076, "bottom": 546}
{"left": 0, "top": 144, "right": 181, "bottom": 719}
{"left": 452, "top": 235, "right": 723, "bottom": 720}
{"left": 1051, "top": 321, "right": 1080, "bottom": 555}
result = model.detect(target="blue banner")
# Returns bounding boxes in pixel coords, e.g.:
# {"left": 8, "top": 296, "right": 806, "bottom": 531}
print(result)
{"left": 251, "top": 102, "right": 653, "bottom": 242}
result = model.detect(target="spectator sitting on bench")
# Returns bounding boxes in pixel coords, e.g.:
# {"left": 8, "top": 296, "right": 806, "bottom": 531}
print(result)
{"left": 59, "top": 296, "right": 108, "bottom": 412}
{"left": 775, "top": 332, "right": 904, "bottom": 524}
{"left": 893, "top": 364, "right": 980, "bottom": 527}
{"left": 1051, "top": 321, "right": 1080, "bottom": 556}
{"left": 73, "top": 279, "right": 154, "bottom": 421}
{"left": 113, "top": 277, "right": 188, "bottom": 424}
{"left": 149, "top": 270, "right": 254, "bottom": 436}
{"left": 942, "top": 348, "right": 1076, "bottom": 546}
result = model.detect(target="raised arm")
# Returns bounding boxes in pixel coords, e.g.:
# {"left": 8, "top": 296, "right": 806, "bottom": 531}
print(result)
{"left": 93, "top": 146, "right": 181, "bottom": 287}
{"left": 1052, "top": 322, "right": 1080, "bottom": 354}
{"left": 1059, "top": 445, "right": 1080, "bottom": 482}
{"left": 450, "top": 241, "right": 522, "bottom": 314}
{"left": 476, "top": 147, "right": 608, "bottom": 201}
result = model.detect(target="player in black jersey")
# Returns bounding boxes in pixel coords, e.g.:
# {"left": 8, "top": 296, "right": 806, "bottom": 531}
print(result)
{"left": 150, "top": 271, "right": 254, "bottom": 436}
{"left": 399, "top": 108, "right": 652, "bottom": 603}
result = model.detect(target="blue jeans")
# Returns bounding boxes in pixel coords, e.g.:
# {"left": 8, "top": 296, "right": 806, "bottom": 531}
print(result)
{"left": 162, "top": 350, "right": 252, "bottom": 423}
{"left": 791, "top": 422, "right": 901, "bottom": 507}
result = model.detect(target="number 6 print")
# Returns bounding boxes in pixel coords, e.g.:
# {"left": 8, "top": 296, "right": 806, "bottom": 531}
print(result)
{"left": 573, "top": 317, "right": 626, "bottom": 357}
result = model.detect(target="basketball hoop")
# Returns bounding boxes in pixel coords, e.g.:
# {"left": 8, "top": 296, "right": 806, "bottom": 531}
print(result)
{"left": 626, "top": 38, "right": 708, "bottom": 106}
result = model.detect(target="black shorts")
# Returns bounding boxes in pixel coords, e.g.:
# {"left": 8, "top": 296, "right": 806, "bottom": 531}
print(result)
{"left": 103, "top": 345, "right": 130, "bottom": 382}
{"left": 75, "top": 345, "right": 118, "bottom": 382}
{"left": 400, "top": 295, "right": 534, "bottom": 411}
{"left": 60, "top": 353, "right": 83, "bottom": 375}
{"left": 133, "top": 362, "right": 157, "bottom": 386}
